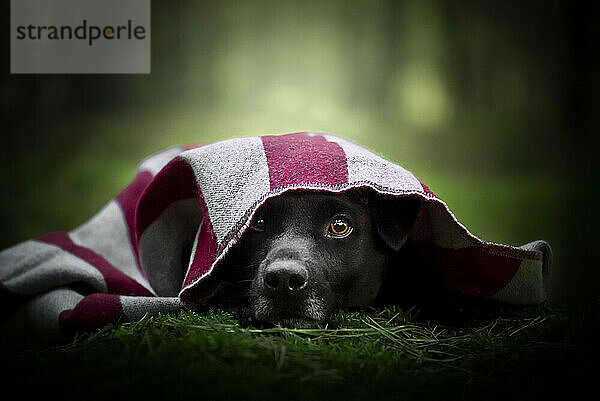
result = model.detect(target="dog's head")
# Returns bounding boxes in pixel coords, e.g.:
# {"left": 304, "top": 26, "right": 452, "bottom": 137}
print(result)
{"left": 207, "top": 189, "right": 421, "bottom": 327}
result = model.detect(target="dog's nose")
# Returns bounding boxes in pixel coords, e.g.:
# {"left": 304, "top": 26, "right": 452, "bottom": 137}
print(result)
{"left": 263, "top": 261, "right": 308, "bottom": 293}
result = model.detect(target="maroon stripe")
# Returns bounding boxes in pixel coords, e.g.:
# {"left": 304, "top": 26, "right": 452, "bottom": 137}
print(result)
{"left": 180, "top": 188, "right": 218, "bottom": 300}
{"left": 417, "top": 179, "right": 437, "bottom": 198}
{"left": 37, "top": 232, "right": 154, "bottom": 296}
{"left": 135, "top": 156, "right": 198, "bottom": 239}
{"left": 435, "top": 246, "right": 521, "bottom": 297}
{"left": 115, "top": 170, "right": 154, "bottom": 267}
{"left": 261, "top": 133, "right": 348, "bottom": 190}
{"left": 59, "top": 293, "right": 123, "bottom": 333}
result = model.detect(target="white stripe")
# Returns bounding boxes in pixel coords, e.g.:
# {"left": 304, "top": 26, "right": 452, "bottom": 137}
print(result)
{"left": 120, "top": 296, "right": 184, "bottom": 321}
{"left": 138, "top": 146, "right": 184, "bottom": 176}
{"left": 325, "top": 135, "right": 472, "bottom": 249}
{"left": 69, "top": 200, "right": 153, "bottom": 293}
{"left": 325, "top": 135, "right": 423, "bottom": 192}
{"left": 138, "top": 199, "right": 202, "bottom": 296}
{"left": 181, "top": 136, "right": 271, "bottom": 244}
{"left": 0, "top": 288, "right": 84, "bottom": 350}
{"left": 489, "top": 258, "right": 545, "bottom": 304}
{"left": 489, "top": 240, "right": 551, "bottom": 305}
{"left": 0, "top": 239, "right": 107, "bottom": 296}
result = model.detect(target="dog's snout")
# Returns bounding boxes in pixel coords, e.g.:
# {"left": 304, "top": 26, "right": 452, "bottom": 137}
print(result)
{"left": 263, "top": 261, "right": 308, "bottom": 293}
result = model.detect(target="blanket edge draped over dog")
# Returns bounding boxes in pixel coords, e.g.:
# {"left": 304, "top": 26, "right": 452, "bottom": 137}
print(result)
{"left": 0, "top": 132, "right": 552, "bottom": 347}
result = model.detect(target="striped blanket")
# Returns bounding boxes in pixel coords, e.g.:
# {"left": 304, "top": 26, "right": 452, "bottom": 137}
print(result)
{"left": 0, "top": 133, "right": 552, "bottom": 348}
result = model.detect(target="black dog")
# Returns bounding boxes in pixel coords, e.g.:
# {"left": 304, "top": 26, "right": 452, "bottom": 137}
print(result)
{"left": 205, "top": 189, "right": 422, "bottom": 327}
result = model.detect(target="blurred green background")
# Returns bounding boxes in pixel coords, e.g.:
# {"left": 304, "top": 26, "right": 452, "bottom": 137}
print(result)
{"left": 1, "top": 0, "right": 598, "bottom": 305}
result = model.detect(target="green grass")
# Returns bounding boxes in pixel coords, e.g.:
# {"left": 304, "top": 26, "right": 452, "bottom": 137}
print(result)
{"left": 1, "top": 303, "right": 596, "bottom": 401}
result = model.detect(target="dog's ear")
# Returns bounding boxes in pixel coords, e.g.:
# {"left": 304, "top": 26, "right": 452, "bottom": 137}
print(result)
{"left": 371, "top": 194, "right": 421, "bottom": 251}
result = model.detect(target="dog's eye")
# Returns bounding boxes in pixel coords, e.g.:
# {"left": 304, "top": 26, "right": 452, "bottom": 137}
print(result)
{"left": 328, "top": 218, "right": 352, "bottom": 237}
{"left": 251, "top": 218, "right": 266, "bottom": 232}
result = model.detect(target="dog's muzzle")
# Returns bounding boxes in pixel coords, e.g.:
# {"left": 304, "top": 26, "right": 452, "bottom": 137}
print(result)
{"left": 263, "top": 260, "right": 309, "bottom": 295}
{"left": 251, "top": 243, "right": 329, "bottom": 327}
